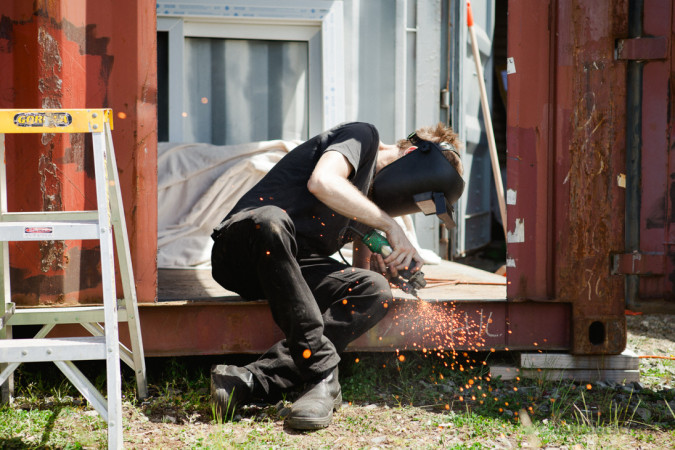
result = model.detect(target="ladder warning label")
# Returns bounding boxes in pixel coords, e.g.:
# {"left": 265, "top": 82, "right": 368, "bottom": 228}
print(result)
{"left": 13, "top": 112, "right": 73, "bottom": 128}
{"left": 23, "top": 226, "right": 54, "bottom": 239}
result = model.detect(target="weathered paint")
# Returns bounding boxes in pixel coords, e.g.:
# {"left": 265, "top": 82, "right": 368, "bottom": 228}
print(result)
{"left": 554, "top": 0, "right": 629, "bottom": 354}
{"left": 508, "top": 0, "right": 630, "bottom": 354}
{"left": 506, "top": 218, "right": 525, "bottom": 243}
{"left": 0, "top": 1, "right": 157, "bottom": 304}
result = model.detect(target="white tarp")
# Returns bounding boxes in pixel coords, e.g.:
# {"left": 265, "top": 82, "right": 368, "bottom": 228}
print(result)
{"left": 158, "top": 140, "right": 298, "bottom": 268}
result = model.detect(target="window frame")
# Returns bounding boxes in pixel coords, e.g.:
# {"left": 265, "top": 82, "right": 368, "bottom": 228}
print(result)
{"left": 157, "top": 0, "right": 345, "bottom": 143}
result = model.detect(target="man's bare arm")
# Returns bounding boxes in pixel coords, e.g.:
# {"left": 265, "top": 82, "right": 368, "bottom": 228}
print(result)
{"left": 307, "top": 151, "right": 422, "bottom": 272}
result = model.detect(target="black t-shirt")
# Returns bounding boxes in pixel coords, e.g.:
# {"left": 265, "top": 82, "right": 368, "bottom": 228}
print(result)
{"left": 218, "top": 122, "right": 380, "bottom": 256}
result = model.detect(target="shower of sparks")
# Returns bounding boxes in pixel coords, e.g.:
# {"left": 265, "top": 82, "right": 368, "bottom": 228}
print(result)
{"left": 366, "top": 297, "right": 553, "bottom": 423}
{"left": 388, "top": 300, "right": 489, "bottom": 364}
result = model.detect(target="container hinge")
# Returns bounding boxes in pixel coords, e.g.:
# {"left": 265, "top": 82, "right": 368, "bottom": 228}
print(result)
{"left": 615, "top": 37, "right": 667, "bottom": 61}
{"left": 611, "top": 251, "right": 665, "bottom": 276}
{"left": 440, "top": 88, "right": 450, "bottom": 110}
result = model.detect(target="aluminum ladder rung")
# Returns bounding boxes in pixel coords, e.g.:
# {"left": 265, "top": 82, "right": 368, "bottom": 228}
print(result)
{"left": 0, "top": 221, "right": 100, "bottom": 241}
{"left": 8, "top": 305, "right": 129, "bottom": 326}
{"left": 0, "top": 336, "right": 106, "bottom": 363}
{"left": 0, "top": 211, "right": 98, "bottom": 222}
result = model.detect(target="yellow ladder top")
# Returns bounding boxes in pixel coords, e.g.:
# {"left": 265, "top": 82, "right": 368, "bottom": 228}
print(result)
{"left": 0, "top": 109, "right": 113, "bottom": 134}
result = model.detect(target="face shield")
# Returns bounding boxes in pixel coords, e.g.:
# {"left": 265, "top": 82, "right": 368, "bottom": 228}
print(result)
{"left": 371, "top": 133, "right": 465, "bottom": 229}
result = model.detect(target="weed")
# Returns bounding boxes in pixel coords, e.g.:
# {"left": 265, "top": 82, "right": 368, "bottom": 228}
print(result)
{"left": 210, "top": 386, "right": 237, "bottom": 424}
{"left": 666, "top": 399, "right": 675, "bottom": 420}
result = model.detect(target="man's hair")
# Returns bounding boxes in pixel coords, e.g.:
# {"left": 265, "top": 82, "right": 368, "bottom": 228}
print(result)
{"left": 396, "top": 123, "right": 464, "bottom": 176}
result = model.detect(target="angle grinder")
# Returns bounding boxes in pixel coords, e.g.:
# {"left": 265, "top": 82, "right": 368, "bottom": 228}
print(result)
{"left": 350, "top": 227, "right": 427, "bottom": 296}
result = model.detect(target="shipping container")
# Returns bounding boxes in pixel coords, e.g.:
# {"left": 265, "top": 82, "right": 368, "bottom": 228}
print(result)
{"left": 0, "top": 0, "right": 672, "bottom": 357}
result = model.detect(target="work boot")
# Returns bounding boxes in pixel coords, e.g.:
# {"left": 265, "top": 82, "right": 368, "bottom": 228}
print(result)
{"left": 210, "top": 365, "right": 256, "bottom": 416}
{"left": 285, "top": 367, "right": 342, "bottom": 430}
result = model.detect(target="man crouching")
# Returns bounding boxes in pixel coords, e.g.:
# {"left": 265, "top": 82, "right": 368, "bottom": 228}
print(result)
{"left": 210, "top": 122, "right": 463, "bottom": 430}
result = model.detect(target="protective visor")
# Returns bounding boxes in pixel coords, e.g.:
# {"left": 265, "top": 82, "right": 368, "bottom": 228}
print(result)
{"left": 371, "top": 136, "right": 465, "bottom": 229}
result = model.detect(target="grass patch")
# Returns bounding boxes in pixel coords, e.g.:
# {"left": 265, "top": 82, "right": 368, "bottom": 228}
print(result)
{"left": 0, "top": 351, "right": 673, "bottom": 448}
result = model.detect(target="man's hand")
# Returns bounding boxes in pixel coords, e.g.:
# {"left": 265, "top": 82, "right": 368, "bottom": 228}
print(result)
{"left": 380, "top": 222, "right": 424, "bottom": 278}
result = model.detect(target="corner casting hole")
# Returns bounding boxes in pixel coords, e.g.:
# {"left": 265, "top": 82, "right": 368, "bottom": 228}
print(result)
{"left": 588, "top": 321, "right": 605, "bottom": 346}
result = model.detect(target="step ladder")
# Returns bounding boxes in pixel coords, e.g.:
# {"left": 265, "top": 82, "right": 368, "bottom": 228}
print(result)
{"left": 0, "top": 109, "right": 148, "bottom": 448}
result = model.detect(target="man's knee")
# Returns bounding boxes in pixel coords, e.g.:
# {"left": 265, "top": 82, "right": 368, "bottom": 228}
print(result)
{"left": 365, "top": 271, "right": 392, "bottom": 296}
{"left": 250, "top": 206, "right": 295, "bottom": 244}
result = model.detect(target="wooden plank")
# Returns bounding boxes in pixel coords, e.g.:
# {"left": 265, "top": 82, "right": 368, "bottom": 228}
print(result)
{"left": 490, "top": 364, "right": 640, "bottom": 383}
{"left": 521, "top": 350, "right": 639, "bottom": 370}
{"left": 489, "top": 364, "right": 520, "bottom": 380}
{"left": 519, "top": 369, "right": 640, "bottom": 384}
{"left": 158, "top": 260, "right": 508, "bottom": 302}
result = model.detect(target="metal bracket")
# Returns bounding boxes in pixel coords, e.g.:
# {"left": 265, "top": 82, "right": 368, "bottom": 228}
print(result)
{"left": 615, "top": 37, "right": 667, "bottom": 61}
{"left": 611, "top": 251, "right": 665, "bottom": 275}
{"left": 0, "top": 303, "right": 14, "bottom": 330}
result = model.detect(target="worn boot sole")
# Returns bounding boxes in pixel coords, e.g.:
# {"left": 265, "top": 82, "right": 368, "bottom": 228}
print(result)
{"left": 285, "top": 389, "right": 342, "bottom": 430}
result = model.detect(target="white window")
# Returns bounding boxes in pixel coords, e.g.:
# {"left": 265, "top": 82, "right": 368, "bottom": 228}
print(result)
{"left": 157, "top": 1, "right": 345, "bottom": 144}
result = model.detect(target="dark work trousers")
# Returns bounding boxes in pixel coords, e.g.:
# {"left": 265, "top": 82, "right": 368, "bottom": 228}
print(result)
{"left": 211, "top": 205, "right": 392, "bottom": 398}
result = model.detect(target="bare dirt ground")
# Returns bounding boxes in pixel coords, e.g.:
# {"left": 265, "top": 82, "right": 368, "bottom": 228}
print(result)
{"left": 115, "top": 313, "right": 675, "bottom": 449}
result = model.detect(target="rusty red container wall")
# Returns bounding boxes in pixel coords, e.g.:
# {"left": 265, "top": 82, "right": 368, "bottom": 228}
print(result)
{"left": 44, "top": 301, "right": 570, "bottom": 357}
{"left": 507, "top": 0, "right": 628, "bottom": 354}
{"left": 634, "top": 1, "right": 675, "bottom": 307}
{"left": 0, "top": 1, "right": 157, "bottom": 305}
{"left": 505, "top": 0, "right": 553, "bottom": 302}
{"left": 89, "top": 0, "right": 158, "bottom": 304}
